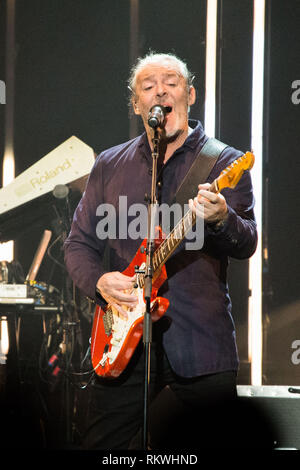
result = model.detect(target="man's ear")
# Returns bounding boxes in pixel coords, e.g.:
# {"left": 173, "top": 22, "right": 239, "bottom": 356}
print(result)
{"left": 188, "top": 86, "right": 196, "bottom": 106}
{"left": 132, "top": 97, "right": 141, "bottom": 115}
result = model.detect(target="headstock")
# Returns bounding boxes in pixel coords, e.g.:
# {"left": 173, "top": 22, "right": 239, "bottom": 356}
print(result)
{"left": 216, "top": 151, "right": 255, "bottom": 192}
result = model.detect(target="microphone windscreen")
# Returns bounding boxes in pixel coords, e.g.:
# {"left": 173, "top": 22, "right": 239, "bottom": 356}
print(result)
{"left": 53, "top": 184, "right": 69, "bottom": 199}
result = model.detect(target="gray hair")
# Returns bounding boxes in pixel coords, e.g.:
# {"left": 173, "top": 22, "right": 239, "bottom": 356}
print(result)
{"left": 127, "top": 51, "right": 195, "bottom": 98}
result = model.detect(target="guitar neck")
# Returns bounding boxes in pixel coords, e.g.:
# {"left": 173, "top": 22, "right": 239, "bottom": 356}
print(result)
{"left": 152, "top": 208, "right": 197, "bottom": 274}
{"left": 152, "top": 178, "right": 220, "bottom": 273}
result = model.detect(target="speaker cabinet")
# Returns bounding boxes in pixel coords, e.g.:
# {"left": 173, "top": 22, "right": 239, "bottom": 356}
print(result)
{"left": 237, "top": 386, "right": 300, "bottom": 449}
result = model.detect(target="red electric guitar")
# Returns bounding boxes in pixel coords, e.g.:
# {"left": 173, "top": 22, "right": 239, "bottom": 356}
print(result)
{"left": 90, "top": 151, "right": 255, "bottom": 378}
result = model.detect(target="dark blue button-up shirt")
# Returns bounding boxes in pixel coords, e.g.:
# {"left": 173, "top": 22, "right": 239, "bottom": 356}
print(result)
{"left": 64, "top": 120, "right": 257, "bottom": 377}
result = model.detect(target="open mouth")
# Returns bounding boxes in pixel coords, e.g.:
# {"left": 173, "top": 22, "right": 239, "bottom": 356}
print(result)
{"left": 164, "top": 106, "right": 172, "bottom": 114}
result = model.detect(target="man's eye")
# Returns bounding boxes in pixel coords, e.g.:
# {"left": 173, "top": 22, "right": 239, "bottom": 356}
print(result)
{"left": 143, "top": 86, "right": 153, "bottom": 91}
{"left": 167, "top": 82, "right": 176, "bottom": 87}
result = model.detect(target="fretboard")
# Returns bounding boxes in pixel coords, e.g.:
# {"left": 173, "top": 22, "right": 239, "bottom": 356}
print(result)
{"left": 152, "top": 208, "right": 197, "bottom": 274}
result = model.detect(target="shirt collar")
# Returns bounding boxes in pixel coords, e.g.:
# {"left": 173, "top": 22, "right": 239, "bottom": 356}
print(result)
{"left": 184, "top": 119, "right": 205, "bottom": 149}
{"left": 137, "top": 119, "right": 205, "bottom": 159}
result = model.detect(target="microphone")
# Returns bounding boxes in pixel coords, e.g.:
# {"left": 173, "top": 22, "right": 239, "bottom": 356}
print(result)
{"left": 148, "top": 105, "right": 171, "bottom": 129}
{"left": 52, "top": 184, "right": 72, "bottom": 230}
{"left": 53, "top": 184, "right": 69, "bottom": 200}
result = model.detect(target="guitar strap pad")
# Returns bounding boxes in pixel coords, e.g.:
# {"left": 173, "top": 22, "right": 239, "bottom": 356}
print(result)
{"left": 172, "top": 137, "right": 228, "bottom": 209}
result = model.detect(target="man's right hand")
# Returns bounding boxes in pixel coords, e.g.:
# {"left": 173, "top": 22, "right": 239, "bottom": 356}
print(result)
{"left": 96, "top": 272, "right": 138, "bottom": 320}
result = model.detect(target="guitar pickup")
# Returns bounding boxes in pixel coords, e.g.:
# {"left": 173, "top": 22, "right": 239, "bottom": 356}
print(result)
{"left": 103, "top": 307, "right": 113, "bottom": 336}
{"left": 134, "top": 265, "right": 145, "bottom": 274}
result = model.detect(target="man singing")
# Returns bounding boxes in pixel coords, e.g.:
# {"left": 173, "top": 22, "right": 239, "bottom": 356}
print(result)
{"left": 64, "top": 52, "right": 257, "bottom": 449}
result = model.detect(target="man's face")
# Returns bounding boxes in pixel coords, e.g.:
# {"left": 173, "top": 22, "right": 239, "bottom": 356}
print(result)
{"left": 132, "top": 61, "right": 196, "bottom": 140}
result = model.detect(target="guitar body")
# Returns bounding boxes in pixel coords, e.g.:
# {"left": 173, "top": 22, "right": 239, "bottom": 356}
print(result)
{"left": 90, "top": 235, "right": 169, "bottom": 378}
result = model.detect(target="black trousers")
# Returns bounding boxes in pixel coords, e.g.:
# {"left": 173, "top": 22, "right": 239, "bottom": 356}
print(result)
{"left": 81, "top": 339, "right": 238, "bottom": 450}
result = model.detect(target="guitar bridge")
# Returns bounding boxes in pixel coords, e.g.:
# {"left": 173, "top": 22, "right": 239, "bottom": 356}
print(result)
{"left": 103, "top": 306, "right": 113, "bottom": 336}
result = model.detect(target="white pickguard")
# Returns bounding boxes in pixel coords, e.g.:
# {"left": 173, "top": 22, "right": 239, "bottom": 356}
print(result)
{"left": 100, "top": 263, "right": 154, "bottom": 367}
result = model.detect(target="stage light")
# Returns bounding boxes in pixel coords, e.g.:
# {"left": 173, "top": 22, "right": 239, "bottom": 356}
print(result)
{"left": 1, "top": 0, "right": 15, "bottom": 264}
{"left": 0, "top": 148, "right": 15, "bottom": 263}
{"left": 0, "top": 317, "right": 9, "bottom": 360}
{"left": 248, "top": 0, "right": 266, "bottom": 386}
{"left": 204, "top": 0, "right": 218, "bottom": 137}
{"left": 0, "top": 149, "right": 15, "bottom": 363}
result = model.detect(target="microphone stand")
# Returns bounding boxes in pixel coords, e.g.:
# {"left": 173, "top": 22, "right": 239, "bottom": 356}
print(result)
{"left": 142, "top": 127, "right": 160, "bottom": 450}
{"left": 51, "top": 190, "right": 79, "bottom": 447}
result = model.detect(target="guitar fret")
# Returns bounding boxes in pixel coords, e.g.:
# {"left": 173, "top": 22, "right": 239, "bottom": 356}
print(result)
{"left": 184, "top": 213, "right": 190, "bottom": 232}
{"left": 157, "top": 248, "right": 162, "bottom": 265}
{"left": 152, "top": 253, "right": 158, "bottom": 271}
{"left": 152, "top": 208, "right": 200, "bottom": 274}
{"left": 190, "top": 211, "right": 194, "bottom": 225}
{"left": 175, "top": 224, "right": 181, "bottom": 240}
{"left": 154, "top": 216, "right": 187, "bottom": 271}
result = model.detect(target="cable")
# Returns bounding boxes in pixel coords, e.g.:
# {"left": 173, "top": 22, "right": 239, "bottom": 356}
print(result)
{"left": 46, "top": 233, "right": 67, "bottom": 271}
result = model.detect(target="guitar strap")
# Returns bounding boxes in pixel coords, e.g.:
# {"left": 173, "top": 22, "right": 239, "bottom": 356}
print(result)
{"left": 172, "top": 137, "right": 228, "bottom": 208}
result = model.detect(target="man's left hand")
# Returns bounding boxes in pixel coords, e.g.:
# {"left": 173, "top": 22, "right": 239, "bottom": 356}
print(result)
{"left": 189, "top": 183, "right": 228, "bottom": 225}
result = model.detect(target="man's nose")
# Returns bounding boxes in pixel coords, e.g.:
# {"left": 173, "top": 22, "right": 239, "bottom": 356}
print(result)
{"left": 156, "top": 82, "right": 167, "bottom": 97}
